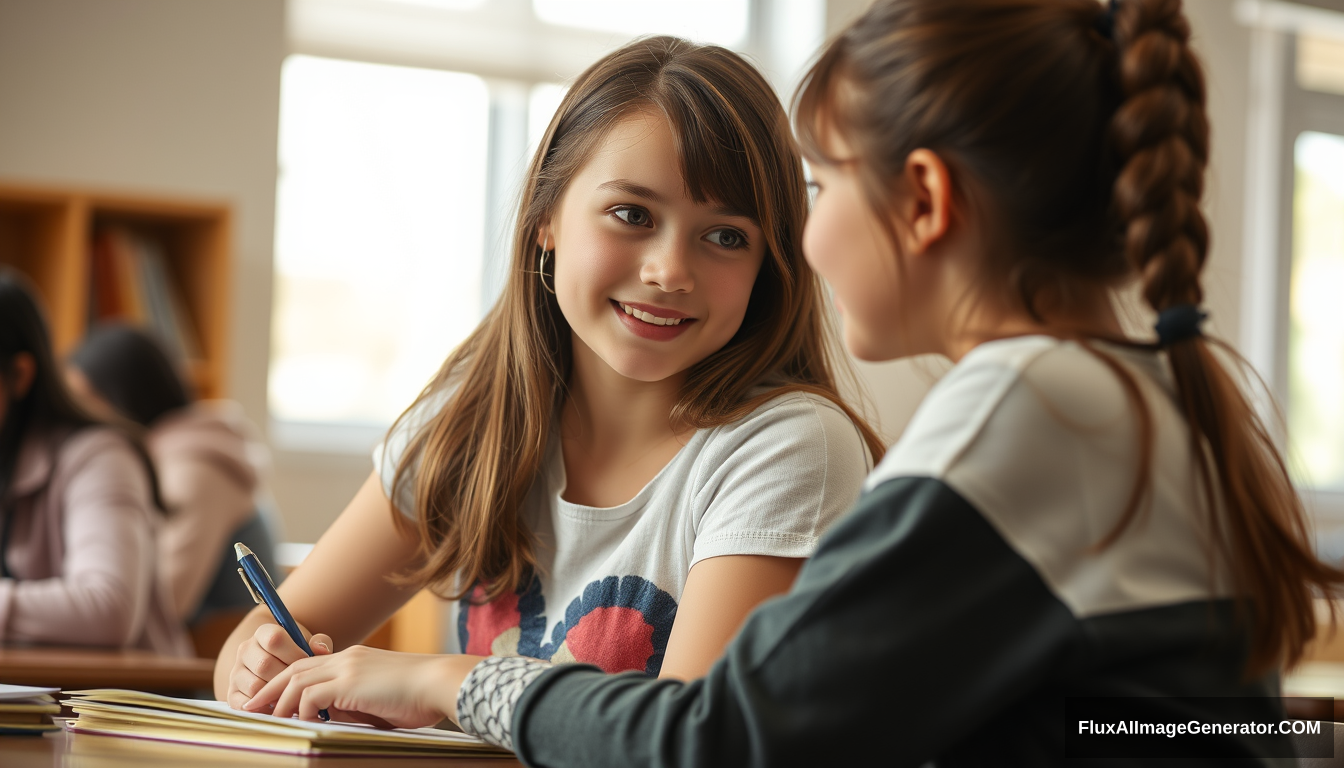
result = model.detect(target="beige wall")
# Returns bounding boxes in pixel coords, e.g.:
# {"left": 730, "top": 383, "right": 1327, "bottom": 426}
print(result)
{"left": 0, "top": 0, "right": 299, "bottom": 533}
{"left": 0, "top": 0, "right": 361, "bottom": 543}
{"left": 0, "top": 0, "right": 284, "bottom": 426}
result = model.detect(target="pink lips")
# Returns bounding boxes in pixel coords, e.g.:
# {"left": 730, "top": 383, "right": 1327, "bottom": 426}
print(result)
{"left": 611, "top": 300, "right": 695, "bottom": 341}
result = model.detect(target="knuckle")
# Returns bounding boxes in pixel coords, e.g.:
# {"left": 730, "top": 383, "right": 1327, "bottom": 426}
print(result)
{"left": 258, "top": 627, "right": 288, "bottom": 653}
{"left": 255, "top": 654, "right": 286, "bottom": 680}
{"left": 240, "top": 675, "right": 265, "bottom": 698}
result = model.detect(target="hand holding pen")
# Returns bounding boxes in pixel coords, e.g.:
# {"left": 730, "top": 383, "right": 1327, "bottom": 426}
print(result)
{"left": 233, "top": 543, "right": 332, "bottom": 721}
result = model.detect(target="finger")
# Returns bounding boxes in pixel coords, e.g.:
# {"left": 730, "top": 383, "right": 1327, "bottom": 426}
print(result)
{"left": 255, "top": 624, "right": 312, "bottom": 665}
{"left": 270, "top": 665, "right": 328, "bottom": 719}
{"left": 298, "top": 682, "right": 337, "bottom": 722}
{"left": 239, "top": 646, "right": 289, "bottom": 684}
{"left": 231, "top": 668, "right": 268, "bottom": 700}
{"left": 245, "top": 656, "right": 315, "bottom": 713}
{"left": 310, "top": 633, "right": 334, "bottom": 655}
{"left": 227, "top": 689, "right": 254, "bottom": 712}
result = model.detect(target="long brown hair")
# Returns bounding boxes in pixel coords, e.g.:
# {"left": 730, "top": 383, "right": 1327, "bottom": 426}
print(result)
{"left": 796, "top": 0, "right": 1344, "bottom": 675}
{"left": 392, "top": 36, "right": 884, "bottom": 602}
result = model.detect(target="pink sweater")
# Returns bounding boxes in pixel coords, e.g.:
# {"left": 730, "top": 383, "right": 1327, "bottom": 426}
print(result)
{"left": 0, "top": 425, "right": 190, "bottom": 656}
{"left": 148, "top": 403, "right": 264, "bottom": 621}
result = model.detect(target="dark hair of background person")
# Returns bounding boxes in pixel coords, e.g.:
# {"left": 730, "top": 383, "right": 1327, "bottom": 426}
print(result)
{"left": 793, "top": 0, "right": 1344, "bottom": 676}
{"left": 0, "top": 268, "right": 101, "bottom": 499}
{"left": 68, "top": 324, "right": 192, "bottom": 428}
{"left": 0, "top": 268, "right": 166, "bottom": 576}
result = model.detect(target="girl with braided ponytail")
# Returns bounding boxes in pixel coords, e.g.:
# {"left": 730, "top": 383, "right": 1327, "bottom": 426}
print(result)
{"left": 241, "top": 1, "right": 1342, "bottom": 764}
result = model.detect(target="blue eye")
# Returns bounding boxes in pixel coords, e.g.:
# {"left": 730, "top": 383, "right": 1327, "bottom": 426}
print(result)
{"left": 707, "top": 228, "right": 748, "bottom": 250}
{"left": 613, "top": 207, "right": 652, "bottom": 227}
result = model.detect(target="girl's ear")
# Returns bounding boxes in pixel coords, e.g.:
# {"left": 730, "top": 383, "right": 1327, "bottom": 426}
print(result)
{"left": 892, "top": 148, "right": 954, "bottom": 257}
{"left": 535, "top": 223, "right": 553, "bottom": 251}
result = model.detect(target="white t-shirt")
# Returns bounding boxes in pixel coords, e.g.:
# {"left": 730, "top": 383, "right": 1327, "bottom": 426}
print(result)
{"left": 373, "top": 389, "right": 870, "bottom": 676}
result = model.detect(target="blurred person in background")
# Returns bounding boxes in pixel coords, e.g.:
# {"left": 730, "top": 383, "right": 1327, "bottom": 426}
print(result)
{"left": 66, "top": 323, "right": 282, "bottom": 629}
{"left": 0, "top": 269, "right": 188, "bottom": 654}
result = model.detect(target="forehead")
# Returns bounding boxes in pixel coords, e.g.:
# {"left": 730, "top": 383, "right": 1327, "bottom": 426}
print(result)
{"left": 567, "top": 108, "right": 760, "bottom": 221}
{"left": 576, "top": 111, "right": 682, "bottom": 189}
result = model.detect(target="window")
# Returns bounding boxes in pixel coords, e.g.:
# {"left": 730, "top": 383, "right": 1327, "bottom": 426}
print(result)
{"left": 1233, "top": 3, "right": 1344, "bottom": 542}
{"left": 1285, "top": 30, "right": 1344, "bottom": 494}
{"left": 270, "top": 55, "right": 489, "bottom": 430}
{"left": 1289, "top": 131, "right": 1344, "bottom": 490}
{"left": 273, "top": 0, "right": 820, "bottom": 451}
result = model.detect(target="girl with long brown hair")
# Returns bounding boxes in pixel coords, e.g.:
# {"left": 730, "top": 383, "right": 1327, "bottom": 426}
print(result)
{"left": 217, "top": 35, "right": 882, "bottom": 708}
{"left": 247, "top": 0, "right": 1343, "bottom": 764}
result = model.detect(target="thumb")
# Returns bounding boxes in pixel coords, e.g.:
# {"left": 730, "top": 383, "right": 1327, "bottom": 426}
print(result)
{"left": 310, "top": 633, "right": 334, "bottom": 655}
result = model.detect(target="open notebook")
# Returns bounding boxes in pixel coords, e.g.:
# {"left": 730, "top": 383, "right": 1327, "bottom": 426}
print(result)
{"left": 63, "top": 689, "right": 512, "bottom": 757}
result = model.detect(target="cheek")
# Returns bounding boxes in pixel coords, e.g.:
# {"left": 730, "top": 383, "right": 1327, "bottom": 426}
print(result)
{"left": 554, "top": 223, "right": 628, "bottom": 303}
{"left": 801, "top": 206, "right": 828, "bottom": 276}
{"left": 703, "top": 255, "right": 763, "bottom": 331}
{"left": 803, "top": 196, "right": 860, "bottom": 297}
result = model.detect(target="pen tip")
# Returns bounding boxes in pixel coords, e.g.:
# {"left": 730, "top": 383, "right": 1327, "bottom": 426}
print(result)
{"left": 234, "top": 542, "right": 253, "bottom": 560}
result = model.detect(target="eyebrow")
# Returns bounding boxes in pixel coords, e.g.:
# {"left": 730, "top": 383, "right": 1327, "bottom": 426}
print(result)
{"left": 597, "top": 179, "right": 664, "bottom": 203}
{"left": 597, "top": 179, "right": 756, "bottom": 223}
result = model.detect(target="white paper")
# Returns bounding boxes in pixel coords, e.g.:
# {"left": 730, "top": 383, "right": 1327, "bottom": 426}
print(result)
{"left": 0, "top": 684, "right": 60, "bottom": 701}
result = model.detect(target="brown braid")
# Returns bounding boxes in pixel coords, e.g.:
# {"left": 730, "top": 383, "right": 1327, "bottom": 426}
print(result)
{"left": 1110, "top": 0, "right": 1210, "bottom": 312}
{"left": 1108, "top": 0, "right": 1344, "bottom": 675}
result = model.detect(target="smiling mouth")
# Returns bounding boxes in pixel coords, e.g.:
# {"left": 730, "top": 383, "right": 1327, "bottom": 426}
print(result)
{"left": 617, "top": 302, "right": 691, "bottom": 326}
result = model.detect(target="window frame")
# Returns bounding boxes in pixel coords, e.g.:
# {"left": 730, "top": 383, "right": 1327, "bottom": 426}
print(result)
{"left": 1283, "top": 43, "right": 1344, "bottom": 517}
{"left": 1239, "top": 0, "right": 1344, "bottom": 523}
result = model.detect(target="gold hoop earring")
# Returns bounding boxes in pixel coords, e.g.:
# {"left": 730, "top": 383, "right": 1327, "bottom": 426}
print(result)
{"left": 538, "top": 234, "right": 556, "bottom": 296}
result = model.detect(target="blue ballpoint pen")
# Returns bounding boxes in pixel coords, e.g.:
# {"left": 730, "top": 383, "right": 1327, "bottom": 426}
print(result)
{"left": 234, "top": 542, "right": 329, "bottom": 721}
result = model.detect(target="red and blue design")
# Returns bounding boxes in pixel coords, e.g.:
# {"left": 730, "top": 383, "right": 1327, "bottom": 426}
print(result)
{"left": 458, "top": 574, "right": 678, "bottom": 676}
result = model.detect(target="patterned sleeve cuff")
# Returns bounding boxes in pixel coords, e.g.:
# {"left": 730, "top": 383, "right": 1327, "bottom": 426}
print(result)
{"left": 456, "top": 655, "right": 553, "bottom": 751}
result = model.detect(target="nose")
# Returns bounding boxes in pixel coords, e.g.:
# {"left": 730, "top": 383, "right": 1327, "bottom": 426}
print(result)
{"left": 640, "top": 236, "right": 695, "bottom": 293}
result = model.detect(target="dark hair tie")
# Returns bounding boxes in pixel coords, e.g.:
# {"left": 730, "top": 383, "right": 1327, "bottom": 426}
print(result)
{"left": 1154, "top": 304, "right": 1207, "bottom": 347}
{"left": 1094, "top": 0, "right": 1118, "bottom": 40}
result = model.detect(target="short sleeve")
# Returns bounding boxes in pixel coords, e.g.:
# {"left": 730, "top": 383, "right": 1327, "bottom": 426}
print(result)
{"left": 372, "top": 387, "right": 453, "bottom": 517}
{"left": 689, "top": 393, "right": 872, "bottom": 567}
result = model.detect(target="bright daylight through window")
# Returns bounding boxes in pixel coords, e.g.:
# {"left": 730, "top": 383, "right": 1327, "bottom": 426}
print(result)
{"left": 1289, "top": 130, "right": 1344, "bottom": 491}
{"left": 270, "top": 55, "right": 488, "bottom": 427}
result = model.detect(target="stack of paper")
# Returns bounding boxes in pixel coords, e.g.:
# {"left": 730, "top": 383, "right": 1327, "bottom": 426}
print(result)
{"left": 63, "top": 689, "right": 511, "bottom": 758}
{"left": 0, "top": 684, "right": 62, "bottom": 735}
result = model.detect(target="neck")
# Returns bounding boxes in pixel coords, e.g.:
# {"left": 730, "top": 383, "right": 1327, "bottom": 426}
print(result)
{"left": 941, "top": 287, "right": 1126, "bottom": 362}
{"left": 562, "top": 334, "right": 688, "bottom": 453}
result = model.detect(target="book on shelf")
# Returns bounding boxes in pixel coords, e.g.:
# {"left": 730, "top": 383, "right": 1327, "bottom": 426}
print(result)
{"left": 88, "top": 226, "right": 202, "bottom": 364}
{"left": 62, "top": 689, "right": 511, "bottom": 758}
{"left": 0, "top": 683, "right": 61, "bottom": 735}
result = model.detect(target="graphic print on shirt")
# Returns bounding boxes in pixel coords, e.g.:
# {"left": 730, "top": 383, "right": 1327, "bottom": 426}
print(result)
{"left": 457, "top": 576, "right": 545, "bottom": 657}
{"left": 458, "top": 574, "right": 678, "bottom": 676}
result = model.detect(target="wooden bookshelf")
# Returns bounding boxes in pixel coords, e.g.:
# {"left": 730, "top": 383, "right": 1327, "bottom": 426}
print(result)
{"left": 0, "top": 183, "right": 231, "bottom": 398}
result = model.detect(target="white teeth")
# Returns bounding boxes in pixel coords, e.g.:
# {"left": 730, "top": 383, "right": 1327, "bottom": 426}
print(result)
{"left": 619, "top": 303, "right": 684, "bottom": 326}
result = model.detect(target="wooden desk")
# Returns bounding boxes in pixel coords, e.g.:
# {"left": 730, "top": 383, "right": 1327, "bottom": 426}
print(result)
{"left": 1, "top": 730, "right": 522, "bottom": 767}
{"left": 0, "top": 647, "right": 215, "bottom": 692}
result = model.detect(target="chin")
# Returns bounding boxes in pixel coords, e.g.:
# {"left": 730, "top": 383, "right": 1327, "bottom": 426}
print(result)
{"left": 602, "top": 353, "right": 687, "bottom": 384}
